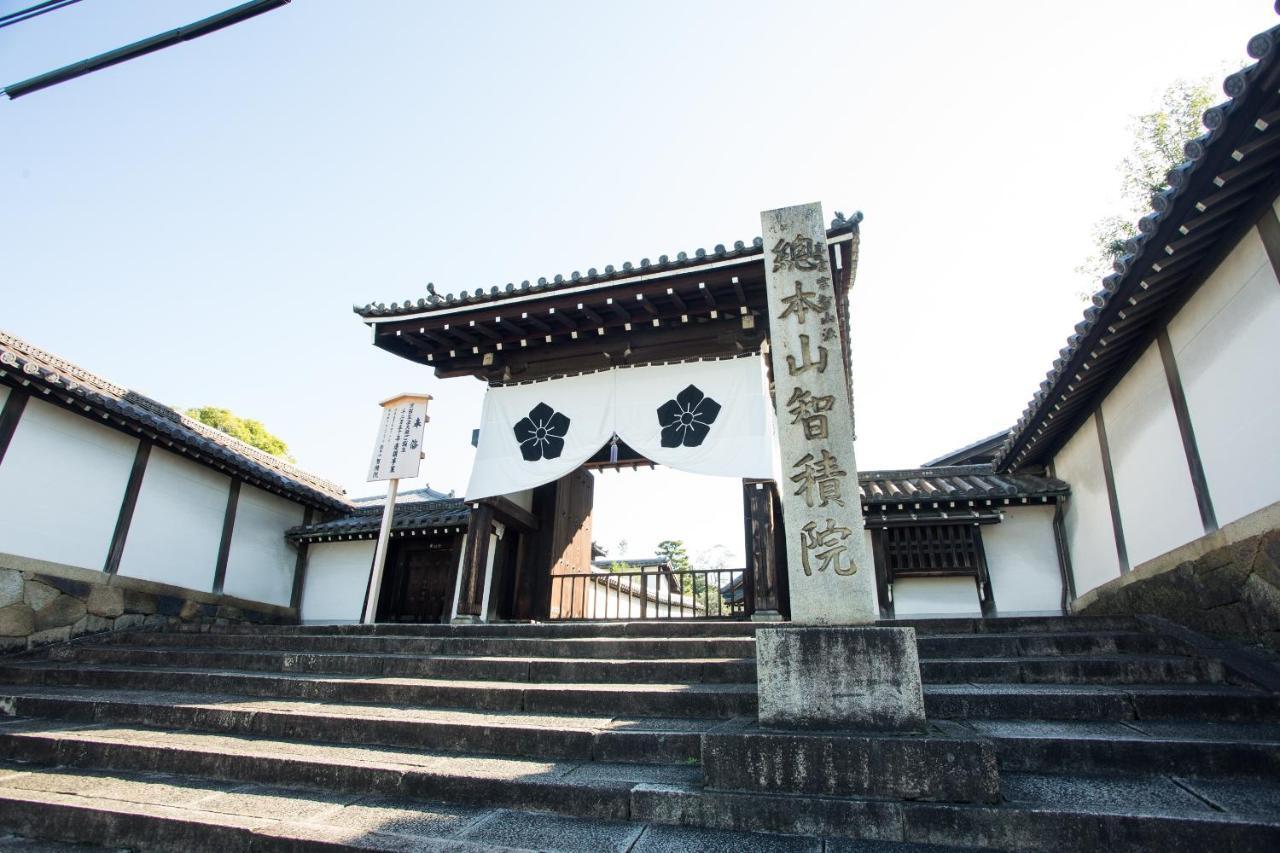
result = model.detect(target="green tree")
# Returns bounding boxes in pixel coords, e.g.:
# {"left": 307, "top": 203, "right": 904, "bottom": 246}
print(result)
{"left": 1079, "top": 78, "right": 1216, "bottom": 287}
{"left": 656, "top": 539, "right": 700, "bottom": 600}
{"left": 186, "top": 406, "right": 295, "bottom": 463}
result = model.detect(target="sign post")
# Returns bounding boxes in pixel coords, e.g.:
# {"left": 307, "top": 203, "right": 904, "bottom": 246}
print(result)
{"left": 760, "top": 202, "right": 877, "bottom": 624}
{"left": 362, "top": 392, "right": 431, "bottom": 625}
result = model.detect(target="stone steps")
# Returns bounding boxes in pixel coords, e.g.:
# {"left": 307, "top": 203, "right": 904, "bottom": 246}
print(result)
{"left": 965, "top": 718, "right": 1280, "bottom": 778}
{"left": 155, "top": 614, "right": 1141, "bottom": 639}
{"left": 0, "top": 614, "right": 1276, "bottom": 851}
{"left": 0, "top": 761, "right": 981, "bottom": 853}
{"left": 0, "top": 663, "right": 760, "bottom": 718}
{"left": 41, "top": 643, "right": 1222, "bottom": 686}
{"left": 0, "top": 687, "right": 712, "bottom": 765}
{"left": 50, "top": 645, "right": 757, "bottom": 684}
{"left": 94, "top": 627, "right": 1181, "bottom": 660}
{"left": 0, "top": 722, "right": 1275, "bottom": 852}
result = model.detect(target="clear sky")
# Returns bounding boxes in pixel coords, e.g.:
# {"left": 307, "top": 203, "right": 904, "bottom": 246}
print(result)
{"left": 2, "top": 0, "right": 1274, "bottom": 566}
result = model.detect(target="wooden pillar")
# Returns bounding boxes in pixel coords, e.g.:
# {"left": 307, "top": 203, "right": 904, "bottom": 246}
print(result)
{"left": 546, "top": 469, "right": 594, "bottom": 619}
{"left": 454, "top": 503, "right": 495, "bottom": 622}
{"left": 743, "top": 479, "right": 784, "bottom": 621}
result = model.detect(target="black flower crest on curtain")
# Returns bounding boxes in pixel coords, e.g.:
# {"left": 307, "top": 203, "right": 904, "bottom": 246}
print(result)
{"left": 514, "top": 403, "right": 571, "bottom": 461}
{"left": 657, "top": 384, "right": 722, "bottom": 448}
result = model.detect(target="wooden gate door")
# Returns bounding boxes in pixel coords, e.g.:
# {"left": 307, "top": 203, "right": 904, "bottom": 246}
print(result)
{"left": 377, "top": 540, "right": 457, "bottom": 623}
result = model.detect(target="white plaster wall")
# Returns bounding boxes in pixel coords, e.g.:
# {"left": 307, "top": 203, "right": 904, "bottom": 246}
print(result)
{"left": 0, "top": 398, "right": 137, "bottom": 570}
{"left": 892, "top": 577, "right": 981, "bottom": 616}
{"left": 300, "top": 540, "right": 373, "bottom": 623}
{"left": 117, "top": 448, "right": 229, "bottom": 590}
{"left": 1168, "top": 225, "right": 1280, "bottom": 526}
{"left": 1100, "top": 342, "right": 1203, "bottom": 567}
{"left": 1052, "top": 413, "right": 1121, "bottom": 595}
{"left": 983, "top": 506, "right": 1063, "bottom": 614}
{"left": 222, "top": 485, "right": 306, "bottom": 607}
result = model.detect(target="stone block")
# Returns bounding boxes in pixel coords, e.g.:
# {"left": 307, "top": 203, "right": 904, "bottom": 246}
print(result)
{"left": 23, "top": 581, "right": 59, "bottom": 612}
{"left": 26, "top": 625, "right": 70, "bottom": 648}
{"left": 702, "top": 725, "right": 999, "bottom": 803}
{"left": 33, "top": 595, "right": 87, "bottom": 631}
{"left": 1254, "top": 531, "right": 1280, "bottom": 589}
{"left": 114, "top": 613, "right": 148, "bottom": 631}
{"left": 1243, "top": 574, "right": 1280, "bottom": 633}
{"left": 70, "top": 614, "right": 114, "bottom": 638}
{"left": 155, "top": 595, "right": 185, "bottom": 617}
{"left": 217, "top": 605, "right": 244, "bottom": 622}
{"left": 756, "top": 626, "right": 925, "bottom": 731}
{"left": 123, "top": 589, "right": 158, "bottom": 615}
{"left": 0, "top": 603, "right": 34, "bottom": 637}
{"left": 179, "top": 600, "right": 202, "bottom": 622}
{"left": 86, "top": 585, "right": 125, "bottom": 618}
{"left": 36, "top": 574, "right": 91, "bottom": 600}
{"left": 0, "top": 569, "right": 22, "bottom": 608}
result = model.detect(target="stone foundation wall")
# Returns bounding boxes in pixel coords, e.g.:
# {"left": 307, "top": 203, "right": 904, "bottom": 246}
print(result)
{"left": 0, "top": 552, "right": 296, "bottom": 653}
{"left": 1074, "top": 502, "right": 1280, "bottom": 651}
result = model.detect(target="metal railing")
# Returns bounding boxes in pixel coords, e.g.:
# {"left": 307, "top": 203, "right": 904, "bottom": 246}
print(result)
{"left": 548, "top": 568, "right": 747, "bottom": 620}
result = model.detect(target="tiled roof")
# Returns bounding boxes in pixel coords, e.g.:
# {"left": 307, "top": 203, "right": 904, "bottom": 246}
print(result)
{"left": 0, "top": 330, "right": 350, "bottom": 511}
{"left": 287, "top": 498, "right": 469, "bottom": 542}
{"left": 858, "top": 466, "right": 1068, "bottom": 507}
{"left": 922, "top": 431, "right": 1009, "bottom": 467}
{"left": 997, "top": 14, "right": 1280, "bottom": 469}
{"left": 287, "top": 465, "right": 1065, "bottom": 543}
{"left": 354, "top": 212, "right": 863, "bottom": 319}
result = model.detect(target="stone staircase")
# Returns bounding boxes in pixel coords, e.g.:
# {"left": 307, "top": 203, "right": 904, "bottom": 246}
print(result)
{"left": 0, "top": 616, "right": 1275, "bottom": 851}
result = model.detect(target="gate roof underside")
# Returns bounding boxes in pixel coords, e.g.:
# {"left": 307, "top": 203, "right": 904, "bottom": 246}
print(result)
{"left": 355, "top": 213, "right": 861, "bottom": 383}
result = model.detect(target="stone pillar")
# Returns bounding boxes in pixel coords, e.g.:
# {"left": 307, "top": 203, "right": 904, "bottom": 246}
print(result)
{"left": 761, "top": 202, "right": 877, "bottom": 625}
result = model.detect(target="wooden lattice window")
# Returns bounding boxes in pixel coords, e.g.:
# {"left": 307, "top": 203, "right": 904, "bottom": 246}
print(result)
{"left": 873, "top": 523, "right": 995, "bottom": 617}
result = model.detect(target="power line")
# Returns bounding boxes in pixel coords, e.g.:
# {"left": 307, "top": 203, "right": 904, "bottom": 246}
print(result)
{"left": 0, "top": 0, "right": 85, "bottom": 30}
{"left": 3, "top": 0, "right": 289, "bottom": 99}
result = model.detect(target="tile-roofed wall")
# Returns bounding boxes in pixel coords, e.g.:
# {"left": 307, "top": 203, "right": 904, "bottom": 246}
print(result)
{"left": 287, "top": 498, "right": 469, "bottom": 542}
{"left": 354, "top": 212, "right": 862, "bottom": 319}
{"left": 0, "top": 329, "right": 350, "bottom": 512}
{"left": 996, "top": 14, "right": 1280, "bottom": 470}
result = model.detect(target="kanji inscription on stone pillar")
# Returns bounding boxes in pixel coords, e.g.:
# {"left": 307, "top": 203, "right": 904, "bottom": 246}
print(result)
{"left": 761, "top": 202, "right": 877, "bottom": 624}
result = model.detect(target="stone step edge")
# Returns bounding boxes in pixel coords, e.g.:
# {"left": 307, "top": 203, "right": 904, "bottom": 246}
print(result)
{"left": 59, "top": 647, "right": 1207, "bottom": 667}
{"left": 0, "top": 690, "right": 713, "bottom": 765}
{"left": 0, "top": 785, "right": 518, "bottom": 853}
{"left": 1, "top": 729, "right": 1277, "bottom": 853}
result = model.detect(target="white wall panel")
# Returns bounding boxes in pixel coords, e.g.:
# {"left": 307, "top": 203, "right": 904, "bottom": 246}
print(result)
{"left": 1052, "top": 414, "right": 1120, "bottom": 595}
{"left": 117, "top": 448, "right": 228, "bottom": 590}
{"left": 983, "top": 506, "right": 1063, "bottom": 614}
{"left": 1101, "top": 343, "right": 1202, "bottom": 567}
{"left": 892, "top": 577, "right": 981, "bottom": 616}
{"left": 1168, "top": 225, "right": 1280, "bottom": 525}
{"left": 301, "top": 540, "right": 374, "bottom": 623}
{"left": 222, "top": 485, "right": 305, "bottom": 606}
{"left": 0, "top": 398, "right": 137, "bottom": 569}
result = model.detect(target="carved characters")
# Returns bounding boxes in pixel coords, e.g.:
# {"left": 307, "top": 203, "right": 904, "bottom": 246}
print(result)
{"left": 785, "top": 387, "right": 835, "bottom": 440}
{"left": 799, "top": 519, "right": 855, "bottom": 576}
{"left": 771, "top": 234, "right": 829, "bottom": 273}
{"left": 513, "top": 402, "right": 571, "bottom": 461}
{"left": 786, "top": 334, "right": 828, "bottom": 376}
{"left": 790, "top": 449, "right": 848, "bottom": 508}
{"left": 657, "top": 384, "right": 722, "bottom": 448}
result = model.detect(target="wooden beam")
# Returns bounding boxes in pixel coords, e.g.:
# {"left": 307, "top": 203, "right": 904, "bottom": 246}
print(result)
{"left": 455, "top": 502, "right": 495, "bottom": 619}
{"left": 0, "top": 387, "right": 29, "bottom": 468}
{"left": 289, "top": 506, "right": 315, "bottom": 612}
{"left": 481, "top": 494, "right": 540, "bottom": 533}
{"left": 211, "top": 478, "right": 241, "bottom": 594}
{"left": 743, "top": 479, "right": 782, "bottom": 618}
{"left": 1157, "top": 329, "right": 1217, "bottom": 533}
{"left": 103, "top": 438, "right": 151, "bottom": 575}
{"left": 1094, "top": 411, "right": 1129, "bottom": 575}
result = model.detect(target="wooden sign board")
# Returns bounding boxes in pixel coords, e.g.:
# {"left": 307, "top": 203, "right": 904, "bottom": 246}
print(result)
{"left": 367, "top": 394, "right": 431, "bottom": 482}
